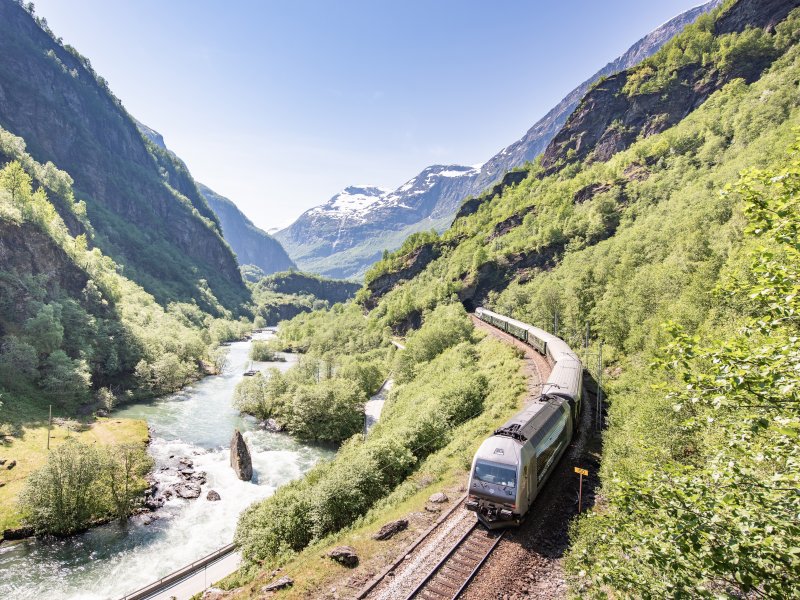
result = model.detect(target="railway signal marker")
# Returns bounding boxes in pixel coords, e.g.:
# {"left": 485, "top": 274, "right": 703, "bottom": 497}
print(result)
{"left": 574, "top": 467, "right": 588, "bottom": 513}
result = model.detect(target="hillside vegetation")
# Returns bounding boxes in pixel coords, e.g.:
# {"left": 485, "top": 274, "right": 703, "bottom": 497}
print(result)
{"left": 0, "top": 127, "right": 249, "bottom": 532}
{"left": 229, "top": 2, "right": 800, "bottom": 596}
{"left": 248, "top": 271, "right": 361, "bottom": 327}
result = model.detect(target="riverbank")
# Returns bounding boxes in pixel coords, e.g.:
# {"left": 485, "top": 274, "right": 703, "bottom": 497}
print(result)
{"left": 0, "top": 333, "right": 333, "bottom": 600}
{"left": 0, "top": 413, "right": 149, "bottom": 535}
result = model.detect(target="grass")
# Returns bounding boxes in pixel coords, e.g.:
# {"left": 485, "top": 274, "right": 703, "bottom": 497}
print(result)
{"left": 0, "top": 398, "right": 148, "bottom": 532}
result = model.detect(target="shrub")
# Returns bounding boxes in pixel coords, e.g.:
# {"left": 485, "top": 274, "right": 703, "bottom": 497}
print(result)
{"left": 19, "top": 439, "right": 151, "bottom": 535}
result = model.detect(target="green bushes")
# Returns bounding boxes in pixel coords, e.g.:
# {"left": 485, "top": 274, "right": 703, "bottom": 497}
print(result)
{"left": 233, "top": 353, "right": 378, "bottom": 443}
{"left": 233, "top": 303, "right": 392, "bottom": 442}
{"left": 18, "top": 439, "right": 152, "bottom": 536}
{"left": 249, "top": 340, "right": 280, "bottom": 362}
{"left": 236, "top": 304, "right": 496, "bottom": 560}
{"left": 566, "top": 139, "right": 800, "bottom": 599}
{"left": 393, "top": 303, "right": 476, "bottom": 382}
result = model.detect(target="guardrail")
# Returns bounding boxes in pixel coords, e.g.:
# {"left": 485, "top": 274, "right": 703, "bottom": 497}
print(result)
{"left": 118, "top": 543, "right": 238, "bottom": 600}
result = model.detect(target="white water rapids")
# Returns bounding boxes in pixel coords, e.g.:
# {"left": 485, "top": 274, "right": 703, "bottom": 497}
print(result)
{"left": 0, "top": 333, "right": 333, "bottom": 599}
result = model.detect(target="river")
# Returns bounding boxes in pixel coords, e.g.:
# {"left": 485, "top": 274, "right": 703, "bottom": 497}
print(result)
{"left": 0, "top": 333, "right": 333, "bottom": 600}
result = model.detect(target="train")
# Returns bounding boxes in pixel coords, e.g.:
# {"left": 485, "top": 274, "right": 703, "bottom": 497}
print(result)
{"left": 466, "top": 307, "right": 583, "bottom": 528}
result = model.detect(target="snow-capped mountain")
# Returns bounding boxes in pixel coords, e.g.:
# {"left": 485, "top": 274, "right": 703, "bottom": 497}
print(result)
{"left": 276, "top": 1, "right": 721, "bottom": 280}
{"left": 275, "top": 165, "right": 482, "bottom": 276}
{"left": 308, "top": 186, "right": 391, "bottom": 222}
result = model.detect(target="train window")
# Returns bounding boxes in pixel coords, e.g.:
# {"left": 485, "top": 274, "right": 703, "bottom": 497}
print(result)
{"left": 474, "top": 461, "right": 517, "bottom": 488}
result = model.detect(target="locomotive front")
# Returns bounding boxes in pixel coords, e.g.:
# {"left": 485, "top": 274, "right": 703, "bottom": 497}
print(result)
{"left": 465, "top": 435, "right": 523, "bottom": 527}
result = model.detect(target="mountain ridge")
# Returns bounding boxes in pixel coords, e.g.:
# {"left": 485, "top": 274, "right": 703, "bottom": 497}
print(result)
{"left": 0, "top": 0, "right": 247, "bottom": 313}
{"left": 276, "top": 0, "right": 721, "bottom": 280}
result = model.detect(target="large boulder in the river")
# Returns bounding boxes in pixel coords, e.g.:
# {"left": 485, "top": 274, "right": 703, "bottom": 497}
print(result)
{"left": 230, "top": 429, "right": 253, "bottom": 481}
{"left": 207, "top": 489, "right": 221, "bottom": 501}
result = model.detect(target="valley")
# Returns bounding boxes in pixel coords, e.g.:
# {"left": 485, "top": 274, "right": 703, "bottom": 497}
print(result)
{"left": 1, "top": 0, "right": 799, "bottom": 598}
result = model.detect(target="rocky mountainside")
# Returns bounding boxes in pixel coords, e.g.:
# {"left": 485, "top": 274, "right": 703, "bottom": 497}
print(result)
{"left": 0, "top": 0, "right": 247, "bottom": 313}
{"left": 198, "top": 183, "right": 296, "bottom": 275}
{"left": 135, "top": 121, "right": 296, "bottom": 276}
{"left": 275, "top": 165, "right": 481, "bottom": 278}
{"left": 276, "top": 0, "right": 721, "bottom": 280}
{"left": 362, "top": 0, "right": 800, "bottom": 321}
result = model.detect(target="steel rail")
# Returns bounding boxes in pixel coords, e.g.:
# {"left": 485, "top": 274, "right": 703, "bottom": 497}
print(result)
{"left": 403, "top": 523, "right": 504, "bottom": 600}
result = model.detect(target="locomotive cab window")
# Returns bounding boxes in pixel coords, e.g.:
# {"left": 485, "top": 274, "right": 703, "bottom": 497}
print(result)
{"left": 473, "top": 460, "right": 517, "bottom": 488}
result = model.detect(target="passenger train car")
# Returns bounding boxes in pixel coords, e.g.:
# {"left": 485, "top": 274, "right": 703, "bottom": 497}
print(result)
{"left": 466, "top": 307, "right": 583, "bottom": 528}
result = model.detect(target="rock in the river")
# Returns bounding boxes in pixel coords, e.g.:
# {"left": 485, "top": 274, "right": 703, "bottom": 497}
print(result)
{"left": 262, "top": 576, "right": 293, "bottom": 592}
{"left": 2, "top": 526, "right": 34, "bottom": 540}
{"left": 327, "top": 546, "right": 359, "bottom": 567}
{"left": 263, "top": 418, "right": 286, "bottom": 433}
{"left": 140, "top": 514, "right": 159, "bottom": 526}
{"left": 6, "top": 460, "right": 16, "bottom": 470}
{"left": 144, "top": 496, "right": 165, "bottom": 510}
{"left": 207, "top": 489, "right": 221, "bottom": 501}
{"left": 173, "top": 482, "right": 202, "bottom": 499}
{"left": 428, "top": 492, "right": 448, "bottom": 504}
{"left": 373, "top": 519, "right": 408, "bottom": 540}
{"left": 229, "top": 429, "right": 253, "bottom": 481}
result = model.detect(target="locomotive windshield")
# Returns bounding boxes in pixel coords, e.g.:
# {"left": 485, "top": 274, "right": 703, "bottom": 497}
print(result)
{"left": 473, "top": 460, "right": 517, "bottom": 488}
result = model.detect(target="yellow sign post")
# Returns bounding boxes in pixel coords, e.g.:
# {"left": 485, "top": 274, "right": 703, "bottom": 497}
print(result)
{"left": 574, "top": 467, "right": 588, "bottom": 513}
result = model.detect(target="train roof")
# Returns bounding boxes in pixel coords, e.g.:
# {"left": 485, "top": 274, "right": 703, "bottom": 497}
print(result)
{"left": 493, "top": 398, "right": 567, "bottom": 444}
{"left": 476, "top": 308, "right": 575, "bottom": 359}
{"left": 541, "top": 356, "right": 582, "bottom": 401}
{"left": 473, "top": 435, "right": 522, "bottom": 466}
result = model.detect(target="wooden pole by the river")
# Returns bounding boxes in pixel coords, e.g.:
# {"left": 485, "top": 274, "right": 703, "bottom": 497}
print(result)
{"left": 47, "top": 404, "right": 52, "bottom": 450}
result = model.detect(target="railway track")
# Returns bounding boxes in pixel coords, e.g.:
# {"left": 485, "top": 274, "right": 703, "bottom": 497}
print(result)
{"left": 403, "top": 522, "right": 505, "bottom": 600}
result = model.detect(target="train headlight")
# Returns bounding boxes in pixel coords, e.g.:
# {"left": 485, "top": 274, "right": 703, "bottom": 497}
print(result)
{"left": 499, "top": 509, "right": 513, "bottom": 520}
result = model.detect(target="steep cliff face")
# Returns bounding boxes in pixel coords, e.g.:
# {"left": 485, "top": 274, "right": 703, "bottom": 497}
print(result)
{"left": 275, "top": 1, "right": 720, "bottom": 280}
{"left": 540, "top": 0, "right": 799, "bottom": 173}
{"left": 0, "top": 221, "right": 89, "bottom": 300}
{"left": 198, "top": 183, "right": 296, "bottom": 275}
{"left": 0, "top": 1, "right": 246, "bottom": 312}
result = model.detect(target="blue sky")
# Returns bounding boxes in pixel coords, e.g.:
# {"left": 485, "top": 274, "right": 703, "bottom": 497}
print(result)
{"left": 32, "top": 1, "right": 707, "bottom": 231}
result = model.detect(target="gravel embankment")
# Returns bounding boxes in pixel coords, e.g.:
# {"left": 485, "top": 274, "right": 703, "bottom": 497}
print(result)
{"left": 366, "top": 506, "right": 476, "bottom": 600}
